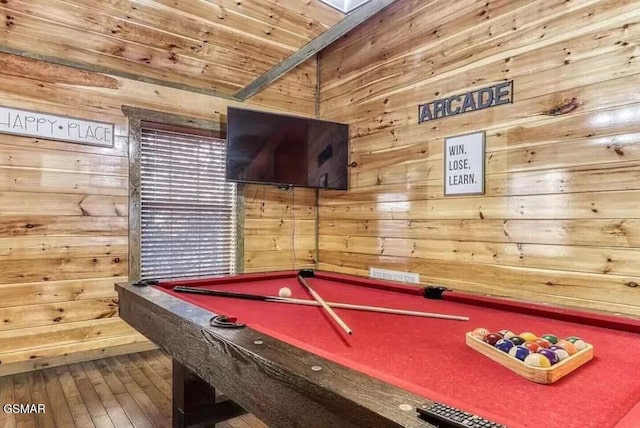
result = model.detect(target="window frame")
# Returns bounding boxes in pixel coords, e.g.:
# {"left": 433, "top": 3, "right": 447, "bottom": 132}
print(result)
{"left": 124, "top": 106, "right": 244, "bottom": 282}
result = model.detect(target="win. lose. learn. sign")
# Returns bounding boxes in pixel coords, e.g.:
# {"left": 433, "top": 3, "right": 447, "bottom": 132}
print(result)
{"left": 0, "top": 106, "right": 114, "bottom": 148}
{"left": 444, "top": 131, "right": 485, "bottom": 196}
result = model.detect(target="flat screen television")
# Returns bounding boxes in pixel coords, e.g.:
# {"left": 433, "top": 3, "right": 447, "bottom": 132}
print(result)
{"left": 225, "top": 107, "right": 349, "bottom": 190}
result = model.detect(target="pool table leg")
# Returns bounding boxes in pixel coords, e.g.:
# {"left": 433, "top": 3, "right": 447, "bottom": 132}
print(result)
{"left": 172, "top": 359, "right": 247, "bottom": 428}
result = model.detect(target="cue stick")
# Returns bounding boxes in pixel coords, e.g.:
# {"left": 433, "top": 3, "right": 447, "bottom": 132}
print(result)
{"left": 297, "top": 275, "right": 353, "bottom": 335}
{"left": 172, "top": 286, "right": 469, "bottom": 321}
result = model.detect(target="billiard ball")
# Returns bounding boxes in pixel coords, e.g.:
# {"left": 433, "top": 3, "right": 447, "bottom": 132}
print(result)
{"left": 533, "top": 338, "right": 552, "bottom": 348}
{"left": 541, "top": 333, "right": 559, "bottom": 344}
{"left": 483, "top": 333, "right": 503, "bottom": 346}
{"left": 556, "top": 340, "right": 578, "bottom": 355}
{"left": 565, "top": 336, "right": 587, "bottom": 350}
{"left": 495, "top": 339, "right": 514, "bottom": 352}
{"left": 523, "top": 341, "right": 540, "bottom": 352}
{"left": 524, "top": 353, "right": 551, "bottom": 367}
{"left": 548, "top": 345, "right": 570, "bottom": 360}
{"left": 278, "top": 287, "right": 292, "bottom": 298}
{"left": 471, "top": 328, "right": 490, "bottom": 338}
{"left": 510, "top": 336, "right": 526, "bottom": 346}
{"left": 538, "top": 349, "right": 560, "bottom": 365}
{"left": 519, "top": 332, "right": 537, "bottom": 342}
{"left": 508, "top": 345, "right": 531, "bottom": 361}
{"left": 498, "top": 329, "right": 516, "bottom": 339}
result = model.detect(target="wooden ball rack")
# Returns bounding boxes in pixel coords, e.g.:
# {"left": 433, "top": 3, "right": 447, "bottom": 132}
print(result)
{"left": 465, "top": 332, "right": 594, "bottom": 384}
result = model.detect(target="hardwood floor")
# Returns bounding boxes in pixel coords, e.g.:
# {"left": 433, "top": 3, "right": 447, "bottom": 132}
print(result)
{"left": 0, "top": 350, "right": 267, "bottom": 428}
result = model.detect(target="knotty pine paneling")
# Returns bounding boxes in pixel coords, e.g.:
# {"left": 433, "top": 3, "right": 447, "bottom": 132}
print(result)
{"left": 319, "top": 219, "right": 640, "bottom": 248}
{"left": 0, "top": 335, "right": 156, "bottom": 376}
{"left": 242, "top": 184, "right": 317, "bottom": 273}
{"left": 0, "top": 0, "right": 339, "bottom": 102}
{"left": 318, "top": 0, "right": 640, "bottom": 315}
{"left": 0, "top": 216, "right": 129, "bottom": 237}
{"left": 0, "top": 277, "right": 128, "bottom": 308}
{"left": 0, "top": 236, "right": 128, "bottom": 260}
{"left": 319, "top": 235, "right": 640, "bottom": 276}
{"left": 320, "top": 191, "right": 639, "bottom": 220}
{"left": 0, "top": 299, "right": 118, "bottom": 332}
{"left": 323, "top": 162, "right": 640, "bottom": 199}
{"left": 0, "top": 319, "right": 138, "bottom": 355}
{"left": 316, "top": 252, "right": 640, "bottom": 315}
{"left": 0, "top": 51, "right": 317, "bottom": 374}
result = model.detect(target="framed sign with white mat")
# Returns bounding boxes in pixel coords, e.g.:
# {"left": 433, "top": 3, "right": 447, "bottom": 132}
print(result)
{"left": 444, "top": 131, "right": 485, "bottom": 196}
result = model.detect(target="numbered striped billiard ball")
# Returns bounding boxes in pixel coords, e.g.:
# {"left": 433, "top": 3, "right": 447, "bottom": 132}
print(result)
{"left": 499, "top": 330, "right": 516, "bottom": 339}
{"left": 524, "top": 353, "right": 551, "bottom": 367}
{"left": 548, "top": 345, "right": 570, "bottom": 360}
{"left": 508, "top": 345, "right": 531, "bottom": 361}
{"left": 538, "top": 349, "right": 560, "bottom": 365}
{"left": 565, "top": 336, "right": 587, "bottom": 350}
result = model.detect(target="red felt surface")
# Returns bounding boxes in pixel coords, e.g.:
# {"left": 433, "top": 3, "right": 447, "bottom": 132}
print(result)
{"left": 157, "top": 272, "right": 640, "bottom": 428}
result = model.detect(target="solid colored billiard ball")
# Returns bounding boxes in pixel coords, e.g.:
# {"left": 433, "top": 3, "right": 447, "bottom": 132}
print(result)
{"left": 471, "top": 328, "right": 490, "bottom": 338}
{"left": 510, "top": 336, "right": 526, "bottom": 346}
{"left": 548, "top": 345, "right": 570, "bottom": 360}
{"left": 508, "top": 345, "right": 531, "bottom": 361}
{"left": 565, "top": 336, "right": 587, "bottom": 350}
{"left": 533, "top": 338, "right": 552, "bottom": 348}
{"left": 524, "top": 353, "right": 551, "bottom": 367}
{"left": 495, "top": 339, "right": 514, "bottom": 352}
{"left": 523, "top": 341, "right": 540, "bottom": 352}
{"left": 520, "top": 332, "right": 537, "bottom": 342}
{"left": 556, "top": 340, "right": 578, "bottom": 355}
{"left": 538, "top": 349, "right": 560, "bottom": 365}
{"left": 483, "top": 333, "right": 503, "bottom": 346}
{"left": 278, "top": 287, "right": 292, "bottom": 298}
{"left": 541, "top": 334, "right": 559, "bottom": 344}
{"left": 499, "top": 329, "right": 516, "bottom": 339}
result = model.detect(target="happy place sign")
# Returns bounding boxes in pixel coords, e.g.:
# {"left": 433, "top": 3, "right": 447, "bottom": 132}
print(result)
{"left": 0, "top": 106, "right": 114, "bottom": 147}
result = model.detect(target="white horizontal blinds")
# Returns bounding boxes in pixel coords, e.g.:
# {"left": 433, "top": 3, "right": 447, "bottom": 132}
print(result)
{"left": 139, "top": 124, "right": 236, "bottom": 279}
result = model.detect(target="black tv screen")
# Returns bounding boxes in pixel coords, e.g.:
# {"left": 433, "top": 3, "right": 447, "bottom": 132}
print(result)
{"left": 225, "top": 107, "right": 349, "bottom": 190}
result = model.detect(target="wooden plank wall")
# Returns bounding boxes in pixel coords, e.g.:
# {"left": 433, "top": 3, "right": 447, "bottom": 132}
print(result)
{"left": 243, "top": 185, "right": 317, "bottom": 273}
{"left": 0, "top": 53, "right": 316, "bottom": 375}
{"left": 0, "top": 0, "right": 335, "bottom": 107}
{"left": 317, "top": 0, "right": 640, "bottom": 316}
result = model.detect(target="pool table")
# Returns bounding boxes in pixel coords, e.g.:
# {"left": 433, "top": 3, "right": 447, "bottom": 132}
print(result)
{"left": 115, "top": 270, "right": 640, "bottom": 428}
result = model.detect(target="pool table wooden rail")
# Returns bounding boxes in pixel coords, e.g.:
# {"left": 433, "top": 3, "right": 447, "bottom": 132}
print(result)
{"left": 115, "top": 281, "right": 438, "bottom": 428}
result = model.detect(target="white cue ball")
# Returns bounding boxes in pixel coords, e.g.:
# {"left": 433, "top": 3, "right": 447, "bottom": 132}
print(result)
{"left": 278, "top": 287, "right": 292, "bottom": 298}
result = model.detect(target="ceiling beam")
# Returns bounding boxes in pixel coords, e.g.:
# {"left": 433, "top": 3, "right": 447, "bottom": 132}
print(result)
{"left": 0, "top": 45, "right": 241, "bottom": 101}
{"left": 234, "top": 0, "right": 398, "bottom": 101}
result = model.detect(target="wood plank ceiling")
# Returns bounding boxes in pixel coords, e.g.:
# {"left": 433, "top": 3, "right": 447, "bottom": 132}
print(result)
{"left": 0, "top": 0, "right": 344, "bottom": 100}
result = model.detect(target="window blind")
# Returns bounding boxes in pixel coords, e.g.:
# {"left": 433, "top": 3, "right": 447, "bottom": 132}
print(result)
{"left": 139, "top": 124, "right": 236, "bottom": 279}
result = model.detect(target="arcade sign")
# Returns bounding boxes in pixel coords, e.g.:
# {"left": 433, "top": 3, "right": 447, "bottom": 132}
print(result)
{"left": 418, "top": 81, "right": 513, "bottom": 123}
